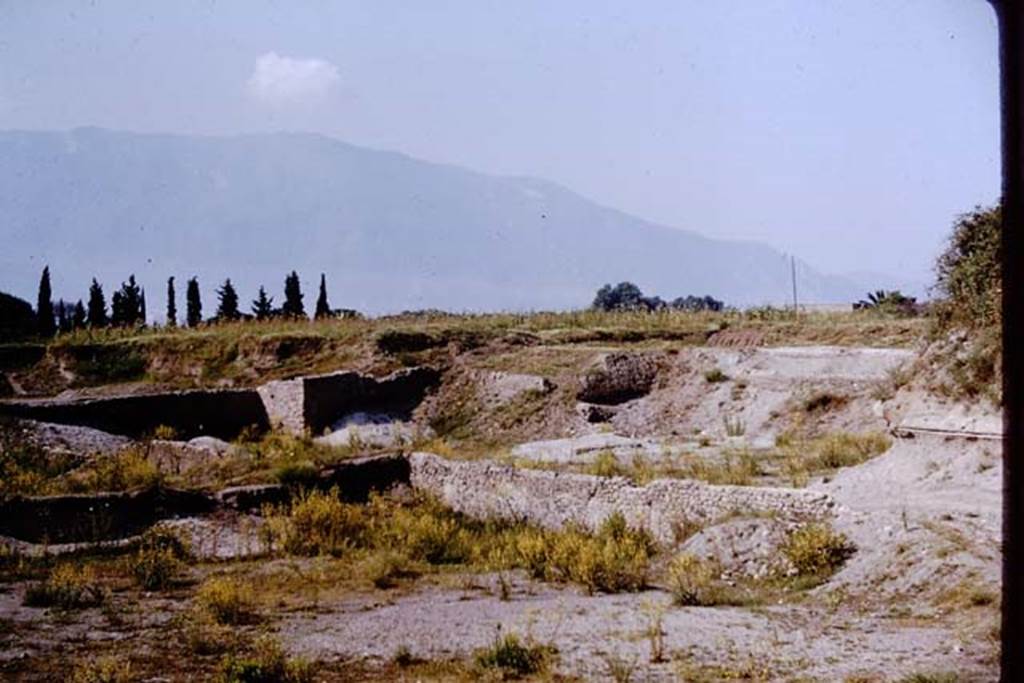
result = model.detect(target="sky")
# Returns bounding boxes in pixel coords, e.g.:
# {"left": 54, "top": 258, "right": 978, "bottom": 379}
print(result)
{"left": 0, "top": 0, "right": 1001, "bottom": 290}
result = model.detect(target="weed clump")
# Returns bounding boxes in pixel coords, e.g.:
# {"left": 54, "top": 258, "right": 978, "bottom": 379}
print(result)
{"left": 64, "top": 448, "right": 162, "bottom": 493}
{"left": 69, "top": 655, "right": 133, "bottom": 683}
{"left": 263, "top": 488, "right": 366, "bottom": 556}
{"left": 129, "top": 526, "right": 192, "bottom": 590}
{"left": 704, "top": 368, "right": 729, "bottom": 383}
{"left": 511, "top": 512, "right": 654, "bottom": 594}
{"left": 666, "top": 552, "right": 717, "bottom": 606}
{"left": 196, "top": 576, "right": 258, "bottom": 625}
{"left": 473, "top": 631, "right": 554, "bottom": 678}
{"left": 24, "top": 563, "right": 107, "bottom": 609}
{"left": 782, "top": 523, "right": 855, "bottom": 577}
{"left": 219, "top": 635, "right": 313, "bottom": 683}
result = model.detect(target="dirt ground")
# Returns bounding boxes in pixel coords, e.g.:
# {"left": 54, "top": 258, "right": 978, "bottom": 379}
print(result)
{"left": 0, "top": 339, "right": 1003, "bottom": 682}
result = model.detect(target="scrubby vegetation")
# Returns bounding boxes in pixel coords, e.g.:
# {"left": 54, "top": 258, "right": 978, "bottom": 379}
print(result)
{"left": 262, "top": 492, "right": 655, "bottom": 595}
{"left": 473, "top": 631, "right": 555, "bottom": 678}
{"left": 195, "top": 576, "right": 259, "bottom": 625}
{"left": 666, "top": 552, "right": 717, "bottom": 606}
{"left": 128, "top": 527, "right": 192, "bottom": 590}
{"left": 928, "top": 204, "right": 1002, "bottom": 402}
{"left": 219, "top": 635, "right": 313, "bottom": 683}
{"left": 781, "top": 523, "right": 855, "bottom": 579}
{"left": 23, "top": 563, "right": 107, "bottom": 609}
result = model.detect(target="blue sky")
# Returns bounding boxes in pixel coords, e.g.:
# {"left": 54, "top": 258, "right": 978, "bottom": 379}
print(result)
{"left": 0, "top": 0, "right": 1001, "bottom": 288}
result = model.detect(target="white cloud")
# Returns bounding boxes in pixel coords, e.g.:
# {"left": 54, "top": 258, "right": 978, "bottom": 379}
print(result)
{"left": 246, "top": 52, "right": 340, "bottom": 105}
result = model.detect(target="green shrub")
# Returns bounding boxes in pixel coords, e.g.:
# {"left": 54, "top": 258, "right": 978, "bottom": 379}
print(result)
{"left": 65, "top": 448, "right": 162, "bottom": 493}
{"left": 24, "top": 563, "right": 107, "bottom": 609}
{"left": 69, "top": 655, "right": 133, "bottom": 683}
{"left": 263, "top": 488, "right": 366, "bottom": 556}
{"left": 587, "top": 450, "right": 627, "bottom": 478}
{"left": 704, "top": 368, "right": 729, "bottom": 383}
{"left": 473, "top": 632, "right": 554, "bottom": 678}
{"left": 178, "top": 607, "right": 239, "bottom": 655}
{"left": 274, "top": 460, "right": 320, "bottom": 490}
{"left": 363, "top": 550, "right": 420, "bottom": 589}
{"left": 512, "top": 512, "right": 654, "bottom": 594}
{"left": 666, "top": 553, "right": 717, "bottom": 606}
{"left": 129, "top": 527, "right": 192, "bottom": 590}
{"left": 196, "top": 576, "right": 258, "bottom": 625}
{"left": 801, "top": 391, "right": 848, "bottom": 413}
{"left": 934, "top": 204, "right": 1001, "bottom": 329}
{"left": 782, "top": 523, "right": 855, "bottom": 577}
{"left": 219, "top": 635, "right": 313, "bottom": 683}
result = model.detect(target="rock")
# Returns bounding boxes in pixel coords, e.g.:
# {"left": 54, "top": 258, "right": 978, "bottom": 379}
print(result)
{"left": 511, "top": 433, "right": 657, "bottom": 464}
{"left": 477, "top": 371, "right": 554, "bottom": 405}
{"left": 577, "top": 402, "right": 616, "bottom": 423}
{"left": 576, "top": 352, "right": 661, "bottom": 405}
{"left": 147, "top": 437, "right": 243, "bottom": 475}
{"left": 680, "top": 518, "right": 798, "bottom": 580}
{"left": 315, "top": 413, "right": 433, "bottom": 449}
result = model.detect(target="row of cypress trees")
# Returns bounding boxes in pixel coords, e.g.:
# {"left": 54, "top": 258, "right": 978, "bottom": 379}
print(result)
{"left": 32, "top": 267, "right": 338, "bottom": 336}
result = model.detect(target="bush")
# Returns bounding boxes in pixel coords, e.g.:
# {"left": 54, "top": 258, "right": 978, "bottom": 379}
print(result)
{"left": 263, "top": 488, "right": 366, "bottom": 557}
{"left": 178, "top": 607, "right": 239, "bottom": 655}
{"left": 24, "top": 563, "right": 107, "bottom": 609}
{"left": 704, "top": 368, "right": 729, "bottom": 383}
{"left": 196, "top": 576, "right": 258, "bottom": 625}
{"left": 69, "top": 655, "right": 133, "bottom": 683}
{"left": 587, "top": 450, "right": 627, "bottom": 478}
{"left": 65, "top": 448, "right": 162, "bottom": 493}
{"left": 274, "top": 460, "right": 320, "bottom": 490}
{"left": 513, "top": 512, "right": 654, "bottom": 594}
{"left": 811, "top": 432, "right": 891, "bottom": 469}
{"left": 219, "top": 635, "right": 313, "bottom": 683}
{"left": 935, "top": 204, "right": 1001, "bottom": 329}
{"left": 129, "top": 527, "right": 192, "bottom": 590}
{"left": 473, "top": 632, "right": 553, "bottom": 678}
{"left": 363, "top": 550, "right": 420, "bottom": 589}
{"left": 782, "top": 523, "right": 855, "bottom": 577}
{"left": 667, "top": 553, "right": 717, "bottom": 606}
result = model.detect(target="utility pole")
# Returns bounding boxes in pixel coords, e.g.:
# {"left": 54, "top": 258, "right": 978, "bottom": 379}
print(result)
{"left": 790, "top": 255, "right": 798, "bottom": 316}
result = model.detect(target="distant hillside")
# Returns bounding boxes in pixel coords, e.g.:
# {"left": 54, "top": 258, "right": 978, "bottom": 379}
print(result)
{"left": 0, "top": 128, "right": 862, "bottom": 314}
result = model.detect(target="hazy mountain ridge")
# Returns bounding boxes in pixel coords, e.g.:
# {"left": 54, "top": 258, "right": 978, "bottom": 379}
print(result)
{"left": 0, "top": 128, "right": 864, "bottom": 314}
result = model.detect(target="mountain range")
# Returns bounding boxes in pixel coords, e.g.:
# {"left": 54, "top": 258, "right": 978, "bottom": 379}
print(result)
{"left": 0, "top": 127, "right": 873, "bottom": 315}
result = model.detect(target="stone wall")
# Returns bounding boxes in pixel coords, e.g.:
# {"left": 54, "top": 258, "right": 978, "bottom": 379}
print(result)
{"left": 0, "top": 389, "right": 270, "bottom": 439}
{"left": 259, "top": 366, "right": 441, "bottom": 435}
{"left": 0, "top": 488, "right": 215, "bottom": 543}
{"left": 408, "top": 452, "right": 835, "bottom": 545}
{"left": 0, "top": 366, "right": 440, "bottom": 439}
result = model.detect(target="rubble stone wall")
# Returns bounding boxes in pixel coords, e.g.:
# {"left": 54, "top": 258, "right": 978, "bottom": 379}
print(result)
{"left": 408, "top": 452, "right": 835, "bottom": 545}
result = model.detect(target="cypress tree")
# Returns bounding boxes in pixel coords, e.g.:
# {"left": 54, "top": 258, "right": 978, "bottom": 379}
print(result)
{"left": 282, "top": 271, "right": 305, "bottom": 319}
{"left": 111, "top": 290, "right": 125, "bottom": 326}
{"left": 166, "top": 277, "right": 177, "bottom": 328}
{"left": 36, "top": 266, "right": 56, "bottom": 337}
{"left": 251, "top": 286, "right": 273, "bottom": 320}
{"left": 72, "top": 300, "right": 86, "bottom": 329}
{"left": 216, "top": 279, "right": 240, "bottom": 321}
{"left": 87, "top": 279, "right": 108, "bottom": 328}
{"left": 56, "top": 300, "right": 71, "bottom": 334}
{"left": 111, "top": 276, "right": 143, "bottom": 326}
{"left": 186, "top": 277, "right": 202, "bottom": 327}
{"left": 315, "top": 273, "right": 331, "bottom": 320}
{"left": 140, "top": 289, "right": 147, "bottom": 326}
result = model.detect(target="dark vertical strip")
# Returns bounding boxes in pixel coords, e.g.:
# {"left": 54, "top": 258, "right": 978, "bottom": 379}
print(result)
{"left": 998, "top": 1, "right": 1024, "bottom": 681}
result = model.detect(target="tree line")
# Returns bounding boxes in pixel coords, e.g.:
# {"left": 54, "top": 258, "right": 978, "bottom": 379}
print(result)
{"left": 591, "top": 281, "right": 725, "bottom": 312}
{"left": 0, "top": 267, "right": 353, "bottom": 340}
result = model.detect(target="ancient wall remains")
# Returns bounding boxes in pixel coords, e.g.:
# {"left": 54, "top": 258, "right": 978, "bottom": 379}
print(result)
{"left": 408, "top": 452, "right": 835, "bottom": 545}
